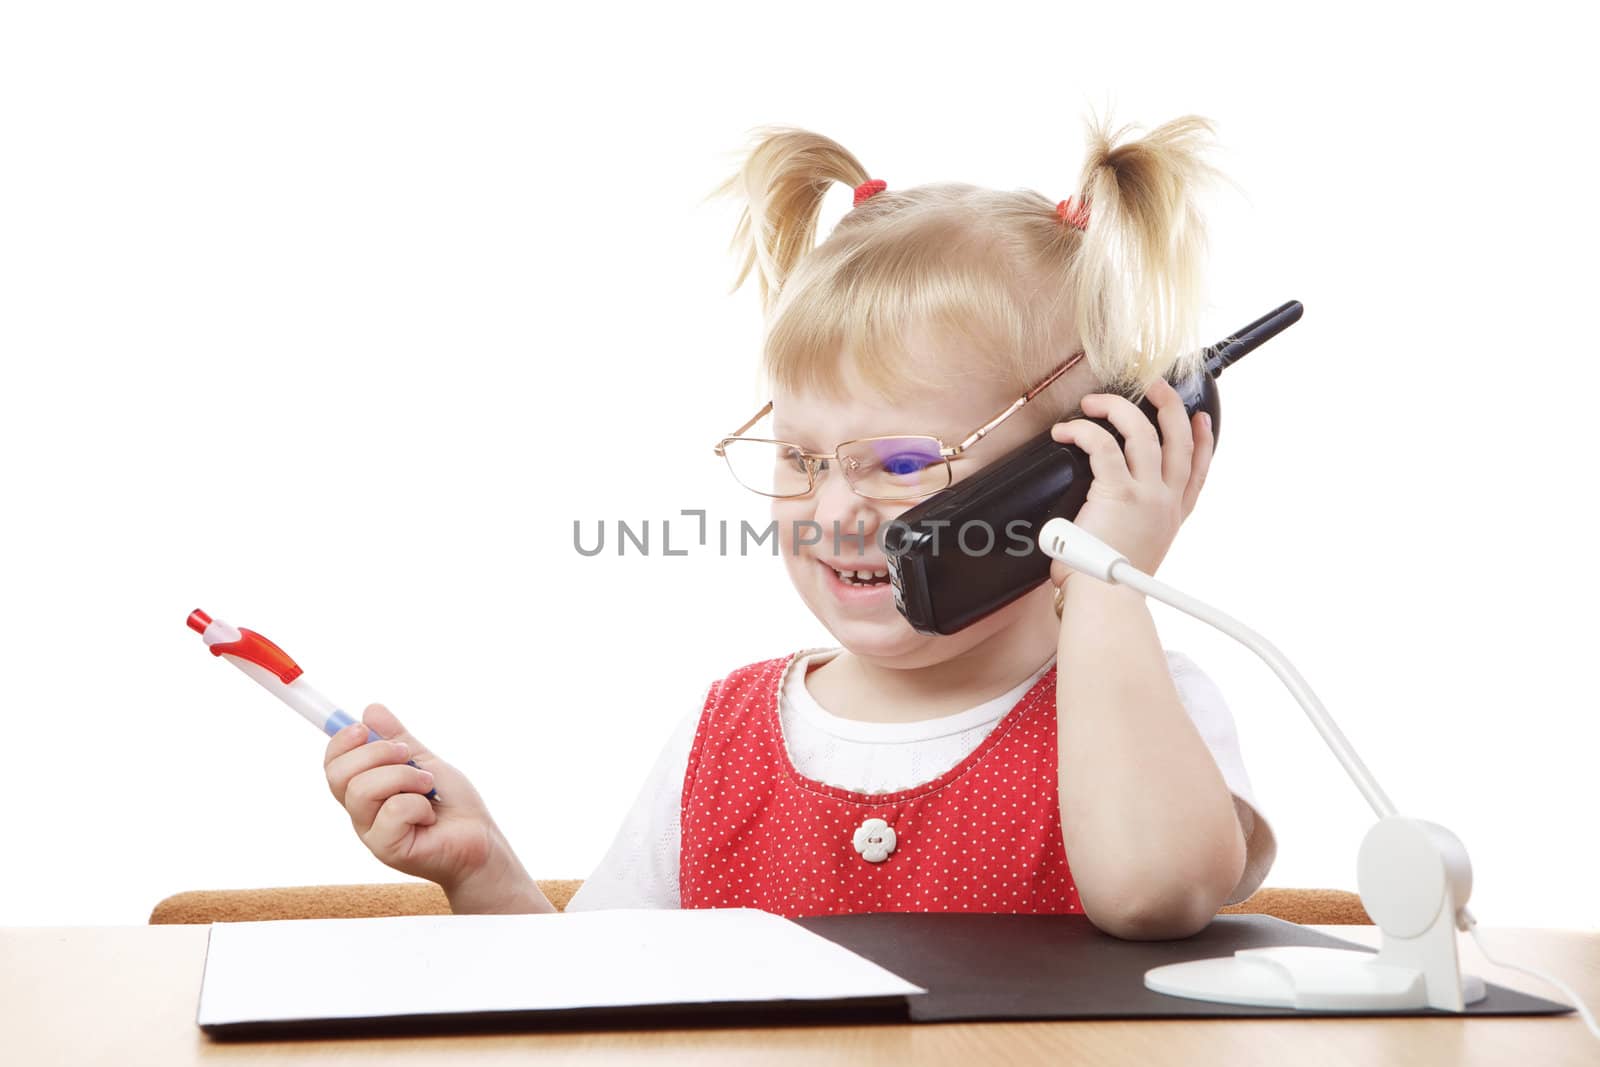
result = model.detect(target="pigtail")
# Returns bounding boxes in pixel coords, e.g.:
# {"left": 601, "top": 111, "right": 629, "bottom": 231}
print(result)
{"left": 1068, "top": 115, "right": 1220, "bottom": 396}
{"left": 705, "top": 126, "right": 872, "bottom": 318}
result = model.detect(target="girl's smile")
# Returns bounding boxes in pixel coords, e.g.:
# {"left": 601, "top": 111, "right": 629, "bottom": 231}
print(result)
{"left": 816, "top": 556, "right": 894, "bottom": 603}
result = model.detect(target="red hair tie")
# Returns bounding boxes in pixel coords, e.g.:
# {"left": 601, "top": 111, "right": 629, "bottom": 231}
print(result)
{"left": 853, "top": 179, "right": 887, "bottom": 206}
{"left": 1056, "top": 196, "right": 1090, "bottom": 231}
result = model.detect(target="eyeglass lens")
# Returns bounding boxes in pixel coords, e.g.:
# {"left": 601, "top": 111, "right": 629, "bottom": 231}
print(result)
{"left": 721, "top": 437, "right": 950, "bottom": 500}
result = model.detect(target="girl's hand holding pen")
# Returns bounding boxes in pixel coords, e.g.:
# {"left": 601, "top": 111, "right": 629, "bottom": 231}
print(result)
{"left": 323, "top": 704, "right": 545, "bottom": 912}
{"left": 187, "top": 610, "right": 549, "bottom": 913}
{"left": 1048, "top": 376, "right": 1216, "bottom": 584}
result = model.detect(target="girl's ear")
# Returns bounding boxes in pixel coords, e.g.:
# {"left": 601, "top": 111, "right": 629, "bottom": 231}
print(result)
{"left": 703, "top": 127, "right": 872, "bottom": 317}
{"left": 1068, "top": 115, "right": 1222, "bottom": 396}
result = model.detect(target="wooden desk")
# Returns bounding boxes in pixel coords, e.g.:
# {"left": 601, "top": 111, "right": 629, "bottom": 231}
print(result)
{"left": 3, "top": 924, "right": 1594, "bottom": 1066}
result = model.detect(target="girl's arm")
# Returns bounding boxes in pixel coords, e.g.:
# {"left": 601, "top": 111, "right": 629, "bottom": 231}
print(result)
{"left": 441, "top": 834, "right": 556, "bottom": 914}
{"left": 1056, "top": 577, "right": 1246, "bottom": 940}
{"left": 1048, "top": 376, "right": 1244, "bottom": 940}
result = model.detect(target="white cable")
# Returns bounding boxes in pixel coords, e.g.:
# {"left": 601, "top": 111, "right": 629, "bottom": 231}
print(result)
{"left": 1040, "top": 516, "right": 1599, "bottom": 1041}
{"left": 1466, "top": 919, "right": 1599, "bottom": 1041}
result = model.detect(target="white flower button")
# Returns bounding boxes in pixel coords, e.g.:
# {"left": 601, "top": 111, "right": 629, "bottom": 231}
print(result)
{"left": 852, "top": 817, "right": 896, "bottom": 863}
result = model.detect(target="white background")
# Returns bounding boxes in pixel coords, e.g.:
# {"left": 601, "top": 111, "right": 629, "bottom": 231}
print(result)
{"left": 2, "top": 2, "right": 1596, "bottom": 929}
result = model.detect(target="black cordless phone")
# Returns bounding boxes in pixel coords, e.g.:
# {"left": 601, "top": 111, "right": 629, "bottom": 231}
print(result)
{"left": 882, "top": 300, "right": 1303, "bottom": 635}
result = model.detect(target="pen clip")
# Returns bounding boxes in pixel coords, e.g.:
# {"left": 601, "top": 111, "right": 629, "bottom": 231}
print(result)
{"left": 211, "top": 629, "right": 304, "bottom": 684}
{"left": 189, "top": 609, "right": 304, "bottom": 684}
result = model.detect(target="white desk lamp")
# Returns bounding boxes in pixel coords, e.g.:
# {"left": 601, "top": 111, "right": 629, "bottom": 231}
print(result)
{"left": 1038, "top": 515, "right": 1488, "bottom": 1012}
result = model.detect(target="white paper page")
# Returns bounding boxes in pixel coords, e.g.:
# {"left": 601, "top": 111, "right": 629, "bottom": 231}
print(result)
{"left": 198, "top": 907, "right": 926, "bottom": 1026}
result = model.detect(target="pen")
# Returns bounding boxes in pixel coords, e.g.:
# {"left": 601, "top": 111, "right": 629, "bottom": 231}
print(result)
{"left": 186, "top": 609, "right": 439, "bottom": 801}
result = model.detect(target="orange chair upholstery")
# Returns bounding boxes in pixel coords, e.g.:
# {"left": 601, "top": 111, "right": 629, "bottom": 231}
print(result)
{"left": 150, "top": 881, "right": 1369, "bottom": 925}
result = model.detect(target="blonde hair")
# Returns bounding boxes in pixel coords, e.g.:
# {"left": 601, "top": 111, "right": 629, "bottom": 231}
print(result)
{"left": 707, "top": 116, "right": 1222, "bottom": 412}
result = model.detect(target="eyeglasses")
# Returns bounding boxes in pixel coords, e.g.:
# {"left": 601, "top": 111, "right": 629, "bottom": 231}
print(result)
{"left": 712, "top": 350, "right": 1085, "bottom": 501}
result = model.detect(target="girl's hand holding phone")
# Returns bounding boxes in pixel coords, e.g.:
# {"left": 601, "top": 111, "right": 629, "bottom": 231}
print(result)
{"left": 1048, "top": 375, "right": 1216, "bottom": 582}
{"left": 323, "top": 704, "right": 551, "bottom": 913}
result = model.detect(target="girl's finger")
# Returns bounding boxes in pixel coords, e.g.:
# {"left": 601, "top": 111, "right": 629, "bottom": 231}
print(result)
{"left": 1180, "top": 412, "right": 1216, "bottom": 517}
{"left": 361, "top": 703, "right": 434, "bottom": 764}
{"left": 1052, "top": 418, "right": 1134, "bottom": 493}
{"left": 322, "top": 720, "right": 371, "bottom": 769}
{"left": 344, "top": 763, "right": 437, "bottom": 835}
{"left": 325, "top": 735, "right": 415, "bottom": 807}
{"left": 364, "top": 792, "right": 438, "bottom": 860}
{"left": 1147, "top": 378, "right": 1196, "bottom": 491}
{"left": 1078, "top": 393, "right": 1161, "bottom": 483}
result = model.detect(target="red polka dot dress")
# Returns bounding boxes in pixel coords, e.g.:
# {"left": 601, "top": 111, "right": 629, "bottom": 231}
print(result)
{"left": 679, "top": 651, "right": 1081, "bottom": 918}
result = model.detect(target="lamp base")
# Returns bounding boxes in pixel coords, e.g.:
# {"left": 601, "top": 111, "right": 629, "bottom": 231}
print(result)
{"left": 1148, "top": 816, "right": 1483, "bottom": 1012}
{"left": 1146, "top": 945, "right": 1487, "bottom": 1011}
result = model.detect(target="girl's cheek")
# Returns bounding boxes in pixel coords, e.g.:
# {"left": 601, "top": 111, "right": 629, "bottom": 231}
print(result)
{"left": 772, "top": 498, "right": 812, "bottom": 557}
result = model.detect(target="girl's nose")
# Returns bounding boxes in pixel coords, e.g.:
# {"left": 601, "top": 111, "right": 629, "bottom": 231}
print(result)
{"left": 810, "top": 466, "right": 883, "bottom": 560}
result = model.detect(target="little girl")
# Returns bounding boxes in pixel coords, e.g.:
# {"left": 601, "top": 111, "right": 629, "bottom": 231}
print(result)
{"left": 322, "top": 114, "right": 1276, "bottom": 940}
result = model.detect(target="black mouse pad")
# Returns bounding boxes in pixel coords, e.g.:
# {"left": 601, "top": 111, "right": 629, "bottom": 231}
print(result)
{"left": 793, "top": 912, "right": 1571, "bottom": 1020}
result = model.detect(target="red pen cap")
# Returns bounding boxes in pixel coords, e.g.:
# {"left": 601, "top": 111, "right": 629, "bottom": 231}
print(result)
{"left": 187, "top": 608, "right": 304, "bottom": 685}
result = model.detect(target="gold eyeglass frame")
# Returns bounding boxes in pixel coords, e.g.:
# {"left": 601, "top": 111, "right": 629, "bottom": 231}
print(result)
{"left": 712, "top": 350, "right": 1086, "bottom": 502}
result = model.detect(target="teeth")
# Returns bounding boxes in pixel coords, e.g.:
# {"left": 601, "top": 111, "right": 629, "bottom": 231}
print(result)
{"left": 830, "top": 564, "right": 888, "bottom": 583}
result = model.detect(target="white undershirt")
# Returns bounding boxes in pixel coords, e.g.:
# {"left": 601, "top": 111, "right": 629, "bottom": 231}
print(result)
{"left": 777, "top": 647, "right": 1063, "bottom": 797}
{"left": 565, "top": 647, "right": 1276, "bottom": 912}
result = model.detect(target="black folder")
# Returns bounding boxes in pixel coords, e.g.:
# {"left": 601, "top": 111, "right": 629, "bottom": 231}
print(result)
{"left": 794, "top": 912, "right": 1571, "bottom": 1021}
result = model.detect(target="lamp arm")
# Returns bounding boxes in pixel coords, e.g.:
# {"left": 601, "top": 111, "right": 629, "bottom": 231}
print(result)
{"left": 1108, "top": 562, "right": 1398, "bottom": 822}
